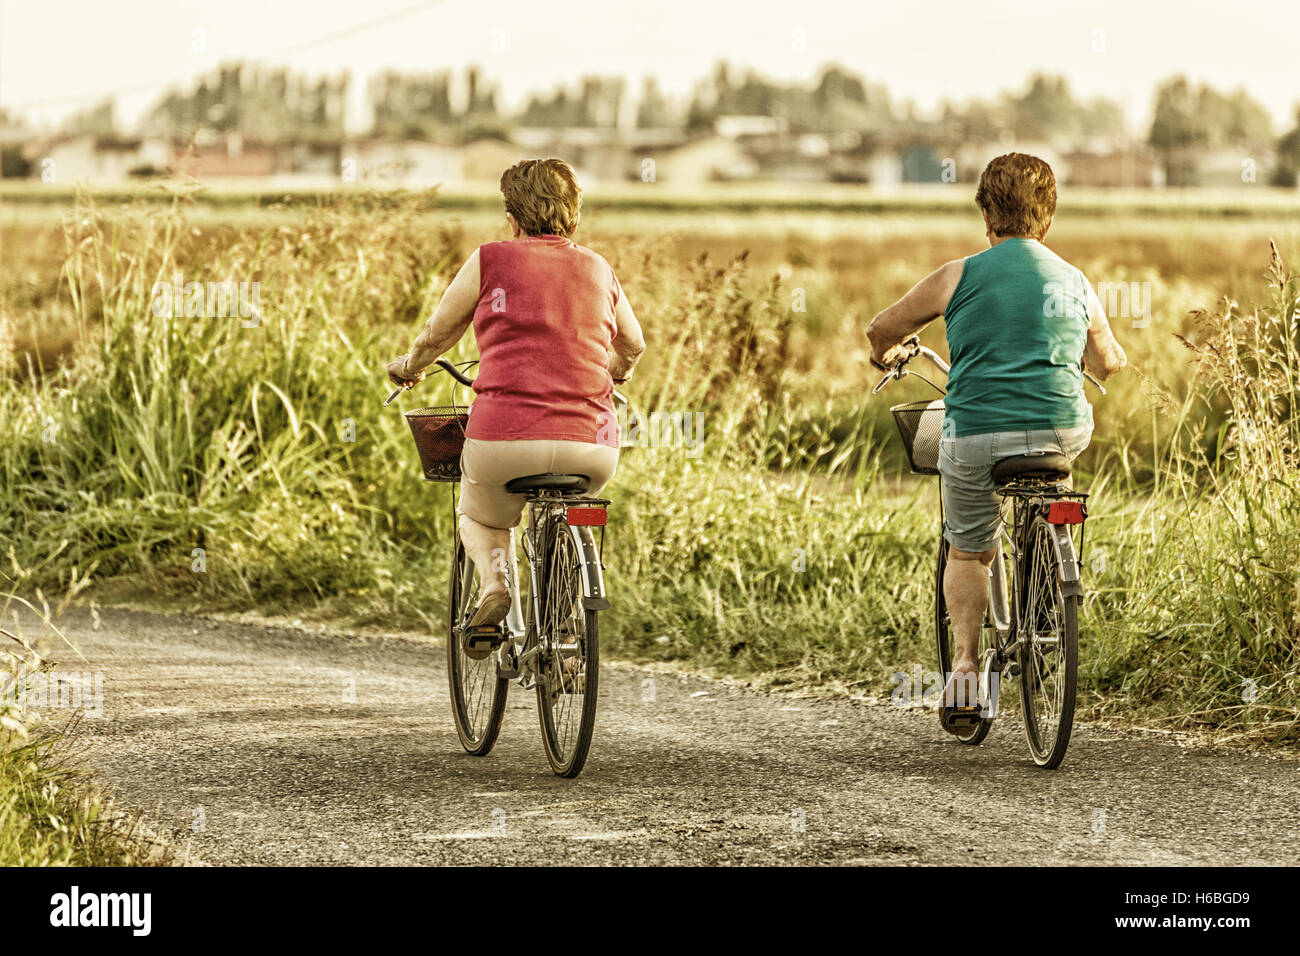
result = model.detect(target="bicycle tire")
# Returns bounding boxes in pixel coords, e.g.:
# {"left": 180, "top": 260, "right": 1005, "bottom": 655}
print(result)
{"left": 935, "top": 535, "right": 992, "bottom": 745}
{"left": 447, "top": 536, "right": 509, "bottom": 756}
{"left": 1017, "top": 514, "right": 1078, "bottom": 769}
{"left": 536, "top": 517, "right": 599, "bottom": 778}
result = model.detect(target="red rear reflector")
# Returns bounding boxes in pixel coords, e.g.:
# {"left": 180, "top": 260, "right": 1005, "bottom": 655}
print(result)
{"left": 1047, "top": 501, "right": 1085, "bottom": 524}
{"left": 566, "top": 507, "right": 607, "bottom": 526}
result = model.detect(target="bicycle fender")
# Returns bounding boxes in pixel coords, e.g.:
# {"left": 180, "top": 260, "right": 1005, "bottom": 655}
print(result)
{"left": 566, "top": 524, "right": 610, "bottom": 611}
{"left": 1047, "top": 523, "right": 1083, "bottom": 599}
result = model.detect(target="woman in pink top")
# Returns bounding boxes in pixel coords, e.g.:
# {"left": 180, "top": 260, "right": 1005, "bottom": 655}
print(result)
{"left": 388, "top": 159, "right": 646, "bottom": 634}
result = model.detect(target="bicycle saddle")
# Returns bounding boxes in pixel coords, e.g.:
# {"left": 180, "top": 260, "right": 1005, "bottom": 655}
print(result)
{"left": 505, "top": 473, "right": 590, "bottom": 494}
{"left": 991, "top": 452, "right": 1071, "bottom": 485}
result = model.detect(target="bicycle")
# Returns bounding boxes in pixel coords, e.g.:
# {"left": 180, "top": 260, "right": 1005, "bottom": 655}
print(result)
{"left": 385, "top": 359, "right": 621, "bottom": 778}
{"left": 874, "top": 344, "right": 1103, "bottom": 769}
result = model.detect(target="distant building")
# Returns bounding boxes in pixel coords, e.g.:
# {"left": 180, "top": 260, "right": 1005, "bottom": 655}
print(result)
{"left": 25, "top": 135, "right": 170, "bottom": 183}
{"left": 653, "top": 136, "right": 758, "bottom": 183}
{"left": 714, "top": 115, "right": 788, "bottom": 139}
{"left": 1193, "top": 148, "right": 1274, "bottom": 187}
{"left": 1062, "top": 149, "right": 1163, "bottom": 188}
{"left": 339, "top": 139, "right": 460, "bottom": 186}
{"left": 171, "top": 134, "right": 277, "bottom": 178}
{"left": 459, "top": 138, "right": 528, "bottom": 182}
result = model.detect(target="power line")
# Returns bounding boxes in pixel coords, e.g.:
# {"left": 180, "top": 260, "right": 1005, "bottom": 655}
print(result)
{"left": 5, "top": 0, "right": 446, "bottom": 111}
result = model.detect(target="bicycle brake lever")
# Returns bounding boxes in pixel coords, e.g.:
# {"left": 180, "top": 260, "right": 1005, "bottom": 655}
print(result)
{"left": 383, "top": 384, "right": 407, "bottom": 407}
{"left": 1082, "top": 370, "right": 1107, "bottom": 396}
{"left": 871, "top": 367, "right": 905, "bottom": 395}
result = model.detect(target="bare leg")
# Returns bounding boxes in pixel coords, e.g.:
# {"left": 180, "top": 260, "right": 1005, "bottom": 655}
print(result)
{"left": 942, "top": 543, "right": 997, "bottom": 706}
{"left": 459, "top": 514, "right": 512, "bottom": 600}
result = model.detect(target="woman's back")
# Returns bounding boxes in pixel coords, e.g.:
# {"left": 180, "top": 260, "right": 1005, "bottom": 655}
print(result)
{"left": 468, "top": 235, "right": 619, "bottom": 447}
{"left": 943, "top": 238, "right": 1090, "bottom": 437}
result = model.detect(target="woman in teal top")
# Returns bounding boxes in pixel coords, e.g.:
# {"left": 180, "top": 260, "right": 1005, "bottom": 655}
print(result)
{"left": 866, "top": 152, "right": 1127, "bottom": 723}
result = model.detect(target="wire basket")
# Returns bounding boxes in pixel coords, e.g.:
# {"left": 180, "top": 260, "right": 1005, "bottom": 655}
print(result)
{"left": 890, "top": 399, "right": 946, "bottom": 476}
{"left": 404, "top": 406, "right": 469, "bottom": 482}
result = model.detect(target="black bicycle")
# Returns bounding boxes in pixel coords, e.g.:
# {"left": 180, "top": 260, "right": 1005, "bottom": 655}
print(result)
{"left": 386, "top": 359, "right": 617, "bottom": 777}
{"left": 875, "top": 344, "right": 1101, "bottom": 769}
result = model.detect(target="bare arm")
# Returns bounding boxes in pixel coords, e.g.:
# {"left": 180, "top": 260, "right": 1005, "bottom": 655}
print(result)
{"left": 866, "top": 259, "right": 964, "bottom": 367}
{"left": 608, "top": 279, "right": 645, "bottom": 383}
{"left": 390, "top": 250, "right": 480, "bottom": 383}
{"left": 1083, "top": 284, "right": 1128, "bottom": 381}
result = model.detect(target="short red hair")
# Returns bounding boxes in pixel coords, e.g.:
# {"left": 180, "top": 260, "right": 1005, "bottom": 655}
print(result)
{"left": 975, "top": 153, "right": 1057, "bottom": 238}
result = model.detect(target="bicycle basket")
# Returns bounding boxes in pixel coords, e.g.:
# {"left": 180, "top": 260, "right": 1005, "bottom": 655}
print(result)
{"left": 404, "top": 406, "right": 469, "bottom": 482}
{"left": 890, "top": 399, "right": 946, "bottom": 475}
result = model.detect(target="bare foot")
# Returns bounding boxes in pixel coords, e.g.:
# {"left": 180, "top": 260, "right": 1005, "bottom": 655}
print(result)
{"left": 942, "top": 658, "right": 980, "bottom": 709}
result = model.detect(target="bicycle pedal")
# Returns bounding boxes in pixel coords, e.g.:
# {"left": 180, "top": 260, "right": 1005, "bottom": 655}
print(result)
{"left": 462, "top": 624, "right": 505, "bottom": 655}
{"left": 941, "top": 704, "right": 984, "bottom": 731}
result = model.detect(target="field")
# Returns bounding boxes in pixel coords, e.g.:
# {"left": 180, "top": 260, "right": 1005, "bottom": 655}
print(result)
{"left": 2, "top": 180, "right": 1299, "bottom": 783}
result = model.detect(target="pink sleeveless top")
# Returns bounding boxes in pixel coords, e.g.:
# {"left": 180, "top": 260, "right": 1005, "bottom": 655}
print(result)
{"left": 466, "top": 236, "right": 620, "bottom": 447}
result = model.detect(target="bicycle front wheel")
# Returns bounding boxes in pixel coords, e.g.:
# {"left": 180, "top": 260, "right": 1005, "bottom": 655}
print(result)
{"left": 1017, "top": 515, "right": 1078, "bottom": 769}
{"left": 935, "top": 535, "right": 991, "bottom": 745}
{"left": 536, "top": 519, "right": 599, "bottom": 778}
{"left": 447, "top": 536, "right": 508, "bottom": 756}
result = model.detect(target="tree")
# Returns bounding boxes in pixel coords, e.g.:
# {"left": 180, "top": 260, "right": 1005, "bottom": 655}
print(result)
{"left": 1274, "top": 108, "right": 1300, "bottom": 187}
{"left": 1150, "top": 76, "right": 1274, "bottom": 185}
{"left": 636, "top": 77, "right": 674, "bottom": 128}
{"left": 1009, "top": 74, "right": 1080, "bottom": 141}
{"left": 1149, "top": 76, "right": 1205, "bottom": 185}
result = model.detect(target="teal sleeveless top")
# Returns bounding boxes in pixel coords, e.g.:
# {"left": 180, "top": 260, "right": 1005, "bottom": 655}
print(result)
{"left": 942, "top": 239, "right": 1090, "bottom": 437}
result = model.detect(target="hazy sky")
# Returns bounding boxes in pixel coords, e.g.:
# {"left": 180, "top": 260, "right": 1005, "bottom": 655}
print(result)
{"left": 2, "top": 0, "right": 1297, "bottom": 133}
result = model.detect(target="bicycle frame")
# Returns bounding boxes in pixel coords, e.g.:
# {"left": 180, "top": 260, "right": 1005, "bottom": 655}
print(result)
{"left": 978, "top": 487, "right": 1086, "bottom": 718}
{"left": 462, "top": 490, "right": 610, "bottom": 688}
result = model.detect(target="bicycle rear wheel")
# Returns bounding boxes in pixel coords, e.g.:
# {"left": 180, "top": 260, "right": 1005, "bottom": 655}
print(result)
{"left": 1017, "top": 515, "right": 1078, "bottom": 769}
{"left": 536, "top": 518, "right": 598, "bottom": 778}
{"left": 935, "top": 535, "right": 991, "bottom": 745}
{"left": 447, "top": 536, "right": 508, "bottom": 756}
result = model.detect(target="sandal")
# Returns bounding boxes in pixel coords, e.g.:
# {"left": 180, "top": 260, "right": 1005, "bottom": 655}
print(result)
{"left": 462, "top": 591, "right": 511, "bottom": 660}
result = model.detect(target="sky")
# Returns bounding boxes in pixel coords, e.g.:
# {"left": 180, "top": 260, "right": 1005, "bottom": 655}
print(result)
{"left": 2, "top": 0, "right": 1298, "bottom": 135}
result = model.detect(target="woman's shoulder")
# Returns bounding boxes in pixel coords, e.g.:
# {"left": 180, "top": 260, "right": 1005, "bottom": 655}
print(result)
{"left": 569, "top": 240, "right": 611, "bottom": 266}
{"left": 567, "top": 241, "right": 619, "bottom": 285}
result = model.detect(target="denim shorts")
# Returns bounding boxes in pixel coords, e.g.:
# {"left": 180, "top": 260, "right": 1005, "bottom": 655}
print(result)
{"left": 938, "top": 413, "right": 1093, "bottom": 553}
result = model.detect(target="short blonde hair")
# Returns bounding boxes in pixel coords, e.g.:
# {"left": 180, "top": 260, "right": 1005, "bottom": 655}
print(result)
{"left": 500, "top": 158, "right": 582, "bottom": 237}
{"left": 975, "top": 153, "right": 1057, "bottom": 238}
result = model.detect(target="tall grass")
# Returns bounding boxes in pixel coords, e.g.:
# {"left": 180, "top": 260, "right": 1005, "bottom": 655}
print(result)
{"left": 1079, "top": 245, "right": 1300, "bottom": 740}
{"left": 1, "top": 188, "right": 1296, "bottom": 744}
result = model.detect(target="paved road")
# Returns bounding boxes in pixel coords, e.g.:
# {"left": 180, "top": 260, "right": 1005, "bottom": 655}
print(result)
{"left": 39, "top": 607, "right": 1299, "bottom": 865}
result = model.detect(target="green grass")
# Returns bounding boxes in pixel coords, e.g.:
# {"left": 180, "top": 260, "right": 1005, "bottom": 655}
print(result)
{"left": 0, "top": 185, "right": 1297, "bottom": 754}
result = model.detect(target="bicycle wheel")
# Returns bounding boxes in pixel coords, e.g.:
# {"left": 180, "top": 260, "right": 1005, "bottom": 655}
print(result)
{"left": 1017, "top": 515, "right": 1078, "bottom": 768}
{"left": 536, "top": 518, "right": 598, "bottom": 778}
{"left": 935, "top": 535, "right": 991, "bottom": 745}
{"left": 447, "top": 536, "right": 508, "bottom": 756}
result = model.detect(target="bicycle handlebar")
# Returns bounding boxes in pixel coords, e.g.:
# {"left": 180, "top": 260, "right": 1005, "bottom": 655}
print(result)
{"left": 384, "top": 357, "right": 631, "bottom": 408}
{"left": 870, "top": 344, "right": 1106, "bottom": 396}
{"left": 384, "top": 358, "right": 475, "bottom": 407}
